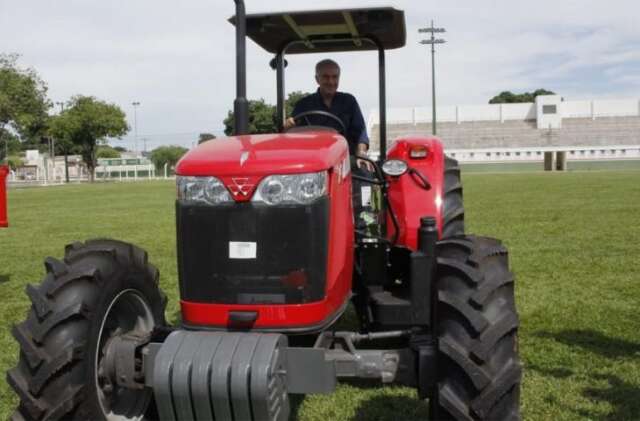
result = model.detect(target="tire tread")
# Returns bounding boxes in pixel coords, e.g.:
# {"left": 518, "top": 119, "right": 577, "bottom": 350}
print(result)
{"left": 8, "top": 239, "right": 167, "bottom": 421}
{"left": 434, "top": 235, "right": 521, "bottom": 420}
{"left": 442, "top": 156, "right": 465, "bottom": 238}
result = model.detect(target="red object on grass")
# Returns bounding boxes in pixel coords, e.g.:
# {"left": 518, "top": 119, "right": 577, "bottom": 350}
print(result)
{"left": 0, "top": 165, "right": 8, "bottom": 227}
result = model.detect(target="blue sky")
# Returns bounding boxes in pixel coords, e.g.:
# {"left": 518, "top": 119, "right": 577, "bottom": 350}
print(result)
{"left": 1, "top": 0, "right": 639, "bottom": 150}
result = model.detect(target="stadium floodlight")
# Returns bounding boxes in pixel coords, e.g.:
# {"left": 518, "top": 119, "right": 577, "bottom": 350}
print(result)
{"left": 419, "top": 21, "right": 446, "bottom": 135}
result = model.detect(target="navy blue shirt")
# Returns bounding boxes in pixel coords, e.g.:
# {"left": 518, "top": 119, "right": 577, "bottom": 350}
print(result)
{"left": 292, "top": 90, "right": 369, "bottom": 155}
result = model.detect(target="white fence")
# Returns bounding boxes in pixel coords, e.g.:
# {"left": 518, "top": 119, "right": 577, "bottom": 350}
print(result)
{"left": 446, "top": 145, "right": 640, "bottom": 163}
{"left": 369, "top": 98, "right": 640, "bottom": 127}
{"left": 561, "top": 99, "right": 640, "bottom": 119}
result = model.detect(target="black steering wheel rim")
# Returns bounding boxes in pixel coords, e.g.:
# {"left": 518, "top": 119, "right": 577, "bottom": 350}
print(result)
{"left": 291, "top": 110, "right": 346, "bottom": 133}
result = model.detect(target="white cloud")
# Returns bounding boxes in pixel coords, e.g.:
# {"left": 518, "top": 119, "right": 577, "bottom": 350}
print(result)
{"left": 1, "top": 0, "right": 639, "bottom": 148}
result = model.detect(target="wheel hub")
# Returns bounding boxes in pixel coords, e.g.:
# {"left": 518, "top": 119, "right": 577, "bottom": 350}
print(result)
{"left": 95, "top": 289, "right": 156, "bottom": 420}
{"left": 99, "top": 333, "right": 149, "bottom": 391}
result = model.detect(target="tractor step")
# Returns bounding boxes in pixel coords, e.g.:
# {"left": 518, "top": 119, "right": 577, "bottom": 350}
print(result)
{"left": 369, "top": 248, "right": 433, "bottom": 327}
{"left": 370, "top": 290, "right": 417, "bottom": 326}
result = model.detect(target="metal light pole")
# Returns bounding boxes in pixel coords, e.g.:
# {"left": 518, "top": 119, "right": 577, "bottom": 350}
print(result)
{"left": 132, "top": 101, "right": 140, "bottom": 154}
{"left": 419, "top": 21, "right": 446, "bottom": 135}
{"left": 55, "top": 102, "right": 70, "bottom": 183}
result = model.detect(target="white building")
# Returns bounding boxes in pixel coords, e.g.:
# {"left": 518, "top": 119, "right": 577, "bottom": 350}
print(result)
{"left": 368, "top": 96, "right": 640, "bottom": 164}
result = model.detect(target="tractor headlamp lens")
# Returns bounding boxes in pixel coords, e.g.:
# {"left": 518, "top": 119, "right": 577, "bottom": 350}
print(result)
{"left": 253, "top": 171, "right": 327, "bottom": 205}
{"left": 176, "top": 176, "right": 232, "bottom": 205}
{"left": 382, "top": 159, "right": 408, "bottom": 177}
{"left": 261, "top": 178, "right": 285, "bottom": 205}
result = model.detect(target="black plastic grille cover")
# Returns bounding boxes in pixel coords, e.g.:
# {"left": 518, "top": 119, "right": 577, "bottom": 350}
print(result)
{"left": 177, "top": 197, "right": 329, "bottom": 304}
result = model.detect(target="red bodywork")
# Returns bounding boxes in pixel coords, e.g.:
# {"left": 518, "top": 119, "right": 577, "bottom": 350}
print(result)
{"left": 176, "top": 132, "right": 354, "bottom": 330}
{"left": 386, "top": 136, "right": 445, "bottom": 250}
{"left": 0, "top": 165, "right": 8, "bottom": 227}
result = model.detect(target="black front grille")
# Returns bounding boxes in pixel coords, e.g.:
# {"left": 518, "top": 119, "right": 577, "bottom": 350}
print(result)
{"left": 176, "top": 197, "right": 329, "bottom": 304}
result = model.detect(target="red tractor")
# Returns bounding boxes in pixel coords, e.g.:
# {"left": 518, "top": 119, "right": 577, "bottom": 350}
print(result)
{"left": 8, "top": 3, "right": 521, "bottom": 420}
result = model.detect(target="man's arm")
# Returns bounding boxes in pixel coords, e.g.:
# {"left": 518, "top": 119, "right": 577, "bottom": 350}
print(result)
{"left": 350, "top": 96, "right": 374, "bottom": 171}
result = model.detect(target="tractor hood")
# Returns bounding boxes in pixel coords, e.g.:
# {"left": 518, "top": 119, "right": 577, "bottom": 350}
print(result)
{"left": 176, "top": 131, "right": 348, "bottom": 176}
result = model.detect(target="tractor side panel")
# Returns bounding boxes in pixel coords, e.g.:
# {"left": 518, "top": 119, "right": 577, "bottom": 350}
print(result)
{"left": 325, "top": 154, "right": 354, "bottom": 311}
{"left": 386, "top": 137, "right": 445, "bottom": 250}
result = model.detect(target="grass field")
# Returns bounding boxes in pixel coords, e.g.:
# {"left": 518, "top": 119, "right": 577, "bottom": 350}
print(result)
{"left": 1, "top": 170, "right": 639, "bottom": 420}
{"left": 460, "top": 159, "right": 640, "bottom": 173}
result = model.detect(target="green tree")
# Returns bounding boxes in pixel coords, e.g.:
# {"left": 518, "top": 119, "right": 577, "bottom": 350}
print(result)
{"left": 223, "top": 99, "right": 276, "bottom": 136}
{"left": 222, "top": 91, "right": 312, "bottom": 136}
{"left": 49, "top": 96, "right": 128, "bottom": 181}
{"left": 198, "top": 133, "right": 216, "bottom": 144}
{"left": 489, "top": 89, "right": 556, "bottom": 104}
{"left": 150, "top": 145, "right": 188, "bottom": 173}
{"left": 6, "top": 155, "right": 24, "bottom": 171}
{"left": 0, "top": 54, "right": 51, "bottom": 159}
{"left": 1, "top": 132, "right": 21, "bottom": 156}
{"left": 49, "top": 113, "right": 80, "bottom": 183}
{"left": 97, "top": 145, "right": 121, "bottom": 159}
{"left": 285, "top": 90, "right": 311, "bottom": 116}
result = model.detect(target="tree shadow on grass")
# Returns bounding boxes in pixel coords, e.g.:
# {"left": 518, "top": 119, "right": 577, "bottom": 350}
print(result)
{"left": 536, "top": 329, "right": 640, "bottom": 359}
{"left": 0, "top": 274, "right": 10, "bottom": 284}
{"left": 579, "top": 374, "right": 640, "bottom": 421}
{"left": 351, "top": 394, "right": 429, "bottom": 421}
{"left": 527, "top": 363, "right": 573, "bottom": 379}
{"left": 534, "top": 329, "right": 640, "bottom": 420}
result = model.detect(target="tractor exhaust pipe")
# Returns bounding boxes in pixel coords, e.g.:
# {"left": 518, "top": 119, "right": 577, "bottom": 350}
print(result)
{"left": 233, "top": 0, "right": 249, "bottom": 135}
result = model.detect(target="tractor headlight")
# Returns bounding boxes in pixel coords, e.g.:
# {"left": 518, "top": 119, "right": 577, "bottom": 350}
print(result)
{"left": 253, "top": 171, "right": 327, "bottom": 205}
{"left": 176, "top": 176, "right": 232, "bottom": 205}
{"left": 382, "top": 159, "right": 408, "bottom": 177}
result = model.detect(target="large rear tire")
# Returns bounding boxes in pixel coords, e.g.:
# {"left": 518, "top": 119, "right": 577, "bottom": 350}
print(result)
{"left": 7, "top": 239, "right": 167, "bottom": 421}
{"left": 432, "top": 235, "right": 521, "bottom": 420}
{"left": 442, "top": 156, "right": 464, "bottom": 238}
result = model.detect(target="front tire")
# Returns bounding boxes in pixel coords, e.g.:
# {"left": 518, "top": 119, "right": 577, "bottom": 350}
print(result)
{"left": 432, "top": 235, "right": 521, "bottom": 420}
{"left": 7, "top": 239, "right": 167, "bottom": 421}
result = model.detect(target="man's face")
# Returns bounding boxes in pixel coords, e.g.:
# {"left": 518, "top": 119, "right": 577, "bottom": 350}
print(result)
{"left": 315, "top": 64, "right": 340, "bottom": 97}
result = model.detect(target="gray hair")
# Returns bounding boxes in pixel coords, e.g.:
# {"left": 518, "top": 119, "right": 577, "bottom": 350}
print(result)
{"left": 315, "top": 59, "right": 340, "bottom": 76}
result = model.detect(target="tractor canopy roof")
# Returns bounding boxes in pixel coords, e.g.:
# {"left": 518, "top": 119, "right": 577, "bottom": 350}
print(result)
{"left": 229, "top": 7, "right": 406, "bottom": 54}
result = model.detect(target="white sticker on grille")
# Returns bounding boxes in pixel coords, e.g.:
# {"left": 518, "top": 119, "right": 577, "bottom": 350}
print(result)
{"left": 229, "top": 242, "right": 257, "bottom": 259}
{"left": 361, "top": 186, "right": 372, "bottom": 207}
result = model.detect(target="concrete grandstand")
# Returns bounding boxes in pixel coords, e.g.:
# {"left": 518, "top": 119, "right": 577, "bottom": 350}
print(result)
{"left": 367, "top": 96, "right": 640, "bottom": 166}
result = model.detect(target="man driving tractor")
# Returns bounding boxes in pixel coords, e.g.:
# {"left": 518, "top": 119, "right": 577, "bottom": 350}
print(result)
{"left": 285, "top": 59, "right": 373, "bottom": 170}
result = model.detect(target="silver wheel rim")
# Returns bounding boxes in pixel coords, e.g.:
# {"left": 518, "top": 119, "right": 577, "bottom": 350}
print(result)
{"left": 95, "top": 289, "right": 156, "bottom": 421}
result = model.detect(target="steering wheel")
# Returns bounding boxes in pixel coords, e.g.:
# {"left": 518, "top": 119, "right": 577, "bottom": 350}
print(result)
{"left": 289, "top": 110, "right": 346, "bottom": 134}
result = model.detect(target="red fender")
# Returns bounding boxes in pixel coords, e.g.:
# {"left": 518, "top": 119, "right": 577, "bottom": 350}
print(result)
{"left": 386, "top": 137, "right": 445, "bottom": 250}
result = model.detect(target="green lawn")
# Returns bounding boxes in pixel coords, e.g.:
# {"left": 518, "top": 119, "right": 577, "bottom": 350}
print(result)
{"left": 1, "top": 171, "right": 639, "bottom": 420}
{"left": 461, "top": 159, "right": 640, "bottom": 173}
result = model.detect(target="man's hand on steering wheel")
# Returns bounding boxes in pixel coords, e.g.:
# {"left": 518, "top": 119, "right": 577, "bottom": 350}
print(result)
{"left": 284, "top": 117, "right": 296, "bottom": 130}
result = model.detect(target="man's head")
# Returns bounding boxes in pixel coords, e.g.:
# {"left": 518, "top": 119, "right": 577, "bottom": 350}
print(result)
{"left": 315, "top": 59, "right": 340, "bottom": 98}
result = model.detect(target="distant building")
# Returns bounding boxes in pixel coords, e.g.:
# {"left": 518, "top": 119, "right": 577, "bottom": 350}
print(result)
{"left": 12, "top": 151, "right": 157, "bottom": 183}
{"left": 14, "top": 150, "right": 86, "bottom": 182}
{"left": 95, "top": 156, "right": 156, "bottom": 180}
{"left": 369, "top": 96, "right": 640, "bottom": 163}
